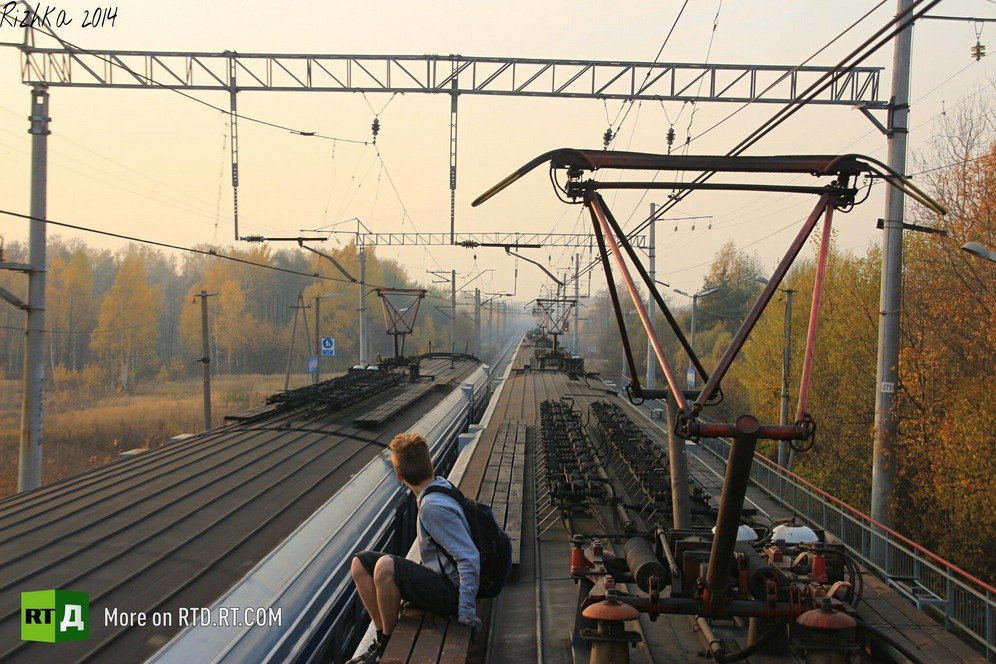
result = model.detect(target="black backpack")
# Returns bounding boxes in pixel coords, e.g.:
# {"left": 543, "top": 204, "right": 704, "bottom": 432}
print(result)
{"left": 420, "top": 483, "right": 512, "bottom": 599}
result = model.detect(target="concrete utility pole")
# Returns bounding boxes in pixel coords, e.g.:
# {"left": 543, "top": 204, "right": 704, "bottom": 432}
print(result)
{"left": 284, "top": 294, "right": 309, "bottom": 391}
{"left": 359, "top": 246, "right": 368, "bottom": 366}
{"left": 196, "top": 290, "right": 215, "bottom": 431}
{"left": 474, "top": 288, "right": 481, "bottom": 358}
{"left": 872, "top": 0, "right": 913, "bottom": 535}
{"left": 451, "top": 270, "right": 456, "bottom": 355}
{"left": 19, "top": 85, "right": 49, "bottom": 493}
{"left": 667, "top": 390, "right": 692, "bottom": 529}
{"left": 647, "top": 203, "right": 657, "bottom": 391}
{"left": 488, "top": 297, "right": 495, "bottom": 348}
{"left": 574, "top": 254, "right": 581, "bottom": 354}
{"left": 674, "top": 287, "right": 718, "bottom": 389}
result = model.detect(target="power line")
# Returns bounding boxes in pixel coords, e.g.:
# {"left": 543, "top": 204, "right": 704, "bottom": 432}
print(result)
{"left": 564, "top": 3, "right": 917, "bottom": 291}
{"left": 693, "top": 46, "right": 988, "bottom": 240}
{"left": 625, "top": 0, "right": 942, "bottom": 245}
{"left": 0, "top": 207, "right": 462, "bottom": 299}
{"left": 12, "top": 29, "right": 370, "bottom": 145}
{"left": 608, "top": 0, "right": 691, "bottom": 138}
{"left": 0, "top": 207, "right": 357, "bottom": 285}
{"left": 690, "top": 1, "right": 888, "bottom": 145}
{"left": 0, "top": 104, "right": 298, "bottom": 238}
{"left": 0, "top": 319, "right": 158, "bottom": 336}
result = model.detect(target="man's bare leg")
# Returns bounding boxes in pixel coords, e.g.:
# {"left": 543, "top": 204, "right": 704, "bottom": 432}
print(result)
{"left": 373, "top": 556, "right": 402, "bottom": 636}
{"left": 351, "top": 555, "right": 383, "bottom": 631}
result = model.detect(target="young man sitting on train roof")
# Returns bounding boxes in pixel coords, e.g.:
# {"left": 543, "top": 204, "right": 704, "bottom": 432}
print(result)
{"left": 347, "top": 432, "right": 482, "bottom": 663}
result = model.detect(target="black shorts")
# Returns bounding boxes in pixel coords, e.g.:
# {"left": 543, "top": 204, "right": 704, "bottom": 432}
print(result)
{"left": 354, "top": 551, "right": 459, "bottom": 616}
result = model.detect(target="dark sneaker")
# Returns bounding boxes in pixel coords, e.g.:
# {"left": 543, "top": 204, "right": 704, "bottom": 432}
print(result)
{"left": 346, "top": 640, "right": 383, "bottom": 663}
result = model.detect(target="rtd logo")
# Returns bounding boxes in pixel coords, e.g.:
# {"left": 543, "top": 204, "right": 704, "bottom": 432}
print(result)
{"left": 21, "top": 590, "right": 89, "bottom": 643}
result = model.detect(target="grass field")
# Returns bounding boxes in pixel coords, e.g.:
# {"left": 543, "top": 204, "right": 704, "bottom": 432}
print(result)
{"left": 0, "top": 374, "right": 290, "bottom": 499}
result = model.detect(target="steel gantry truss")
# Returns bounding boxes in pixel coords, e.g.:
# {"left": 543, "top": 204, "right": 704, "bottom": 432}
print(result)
{"left": 17, "top": 44, "right": 886, "bottom": 243}
{"left": 316, "top": 231, "right": 646, "bottom": 249}
{"left": 20, "top": 50, "right": 885, "bottom": 103}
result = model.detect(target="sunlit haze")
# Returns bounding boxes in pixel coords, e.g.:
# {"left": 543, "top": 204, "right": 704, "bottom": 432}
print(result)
{"left": 1, "top": 1, "right": 994, "bottom": 298}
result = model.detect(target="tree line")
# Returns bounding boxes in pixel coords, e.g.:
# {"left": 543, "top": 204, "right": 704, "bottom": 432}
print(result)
{"left": 0, "top": 240, "right": 479, "bottom": 393}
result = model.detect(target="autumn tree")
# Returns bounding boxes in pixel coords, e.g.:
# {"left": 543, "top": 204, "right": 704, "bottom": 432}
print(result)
{"left": 895, "top": 96, "right": 996, "bottom": 579}
{"left": 699, "top": 240, "right": 766, "bottom": 332}
{"left": 46, "top": 248, "right": 97, "bottom": 373}
{"left": 716, "top": 208, "right": 883, "bottom": 493}
{"left": 90, "top": 251, "right": 164, "bottom": 390}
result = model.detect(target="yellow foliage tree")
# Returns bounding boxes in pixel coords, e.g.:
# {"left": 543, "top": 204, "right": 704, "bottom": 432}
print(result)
{"left": 90, "top": 252, "right": 164, "bottom": 390}
{"left": 46, "top": 249, "right": 97, "bottom": 373}
{"left": 896, "top": 106, "right": 996, "bottom": 579}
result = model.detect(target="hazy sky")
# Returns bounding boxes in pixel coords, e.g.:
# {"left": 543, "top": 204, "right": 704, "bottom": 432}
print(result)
{"left": 1, "top": 1, "right": 994, "bottom": 302}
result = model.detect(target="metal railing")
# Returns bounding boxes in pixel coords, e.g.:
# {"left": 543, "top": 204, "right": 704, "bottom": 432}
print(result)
{"left": 698, "top": 436, "right": 996, "bottom": 662}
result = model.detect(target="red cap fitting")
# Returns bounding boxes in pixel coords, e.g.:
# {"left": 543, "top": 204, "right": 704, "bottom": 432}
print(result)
{"left": 796, "top": 598, "right": 856, "bottom": 631}
{"left": 582, "top": 600, "right": 640, "bottom": 622}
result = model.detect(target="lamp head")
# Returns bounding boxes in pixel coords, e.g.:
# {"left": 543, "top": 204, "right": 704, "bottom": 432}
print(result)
{"left": 961, "top": 241, "right": 996, "bottom": 263}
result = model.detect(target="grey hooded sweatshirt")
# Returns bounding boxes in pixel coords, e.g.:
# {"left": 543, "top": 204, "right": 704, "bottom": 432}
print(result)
{"left": 416, "top": 477, "right": 480, "bottom": 621}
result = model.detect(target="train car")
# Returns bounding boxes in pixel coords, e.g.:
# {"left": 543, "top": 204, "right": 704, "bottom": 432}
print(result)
{"left": 0, "top": 351, "right": 506, "bottom": 663}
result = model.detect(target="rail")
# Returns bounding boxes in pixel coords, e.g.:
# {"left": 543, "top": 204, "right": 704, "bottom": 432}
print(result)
{"left": 698, "top": 436, "right": 996, "bottom": 662}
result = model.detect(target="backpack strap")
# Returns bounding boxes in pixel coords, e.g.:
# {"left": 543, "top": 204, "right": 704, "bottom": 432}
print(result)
{"left": 419, "top": 482, "right": 464, "bottom": 506}
{"left": 418, "top": 482, "right": 466, "bottom": 570}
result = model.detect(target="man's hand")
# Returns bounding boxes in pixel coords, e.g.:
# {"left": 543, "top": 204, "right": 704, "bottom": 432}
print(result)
{"left": 458, "top": 614, "right": 482, "bottom": 638}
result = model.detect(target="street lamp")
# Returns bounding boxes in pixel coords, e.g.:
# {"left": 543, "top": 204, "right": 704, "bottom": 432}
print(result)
{"left": 757, "top": 275, "right": 794, "bottom": 469}
{"left": 961, "top": 241, "right": 996, "bottom": 263}
{"left": 673, "top": 287, "right": 718, "bottom": 389}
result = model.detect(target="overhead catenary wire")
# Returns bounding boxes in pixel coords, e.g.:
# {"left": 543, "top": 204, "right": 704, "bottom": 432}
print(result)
{"left": 564, "top": 0, "right": 944, "bottom": 292}
{"left": 679, "top": 0, "right": 725, "bottom": 155}
{"left": 648, "top": 2, "right": 889, "bottom": 249}
{"left": 605, "top": 0, "right": 690, "bottom": 146}
{"left": 0, "top": 207, "right": 412, "bottom": 292}
{"left": 212, "top": 112, "right": 229, "bottom": 244}
{"left": 638, "top": 0, "right": 944, "bottom": 237}
{"left": 9, "top": 19, "right": 444, "bottom": 268}
{"left": 690, "top": 1, "right": 888, "bottom": 144}
{"left": 372, "top": 145, "right": 423, "bottom": 236}
{"left": 679, "top": 43, "right": 987, "bottom": 242}
{"left": 0, "top": 135, "right": 302, "bottom": 239}
{"left": 0, "top": 103, "right": 258, "bottom": 217}
{"left": 0, "top": 318, "right": 159, "bottom": 336}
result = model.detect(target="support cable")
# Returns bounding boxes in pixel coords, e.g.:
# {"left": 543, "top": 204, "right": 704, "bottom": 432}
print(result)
{"left": 563, "top": 0, "right": 942, "bottom": 291}
{"left": 0, "top": 207, "right": 388, "bottom": 287}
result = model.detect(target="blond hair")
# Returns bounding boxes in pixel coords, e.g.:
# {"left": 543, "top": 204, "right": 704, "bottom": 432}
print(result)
{"left": 389, "top": 432, "right": 434, "bottom": 484}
